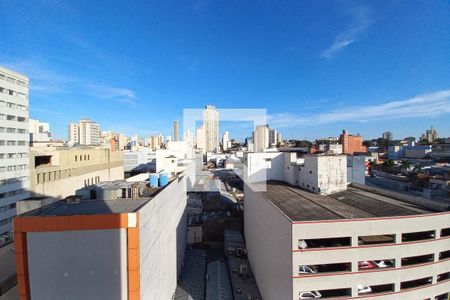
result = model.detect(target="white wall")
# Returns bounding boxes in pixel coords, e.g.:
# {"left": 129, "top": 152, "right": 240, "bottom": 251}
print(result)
{"left": 139, "top": 174, "right": 187, "bottom": 300}
{"left": 27, "top": 229, "right": 128, "bottom": 300}
{"left": 347, "top": 155, "right": 366, "bottom": 185}
{"left": 244, "top": 152, "right": 284, "bottom": 183}
{"left": 244, "top": 184, "right": 293, "bottom": 300}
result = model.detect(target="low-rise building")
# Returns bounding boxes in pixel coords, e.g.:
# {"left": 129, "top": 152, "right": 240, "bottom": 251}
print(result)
{"left": 14, "top": 162, "right": 195, "bottom": 300}
{"left": 30, "top": 146, "right": 124, "bottom": 199}
{"left": 245, "top": 181, "right": 450, "bottom": 300}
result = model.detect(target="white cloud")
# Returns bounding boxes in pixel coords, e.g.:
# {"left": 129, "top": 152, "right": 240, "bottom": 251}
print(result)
{"left": 321, "top": 3, "right": 372, "bottom": 59}
{"left": 86, "top": 84, "right": 137, "bottom": 106}
{"left": 268, "top": 89, "right": 450, "bottom": 128}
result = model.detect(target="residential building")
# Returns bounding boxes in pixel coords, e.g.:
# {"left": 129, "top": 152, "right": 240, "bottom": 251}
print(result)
{"left": 68, "top": 118, "right": 101, "bottom": 145}
{"left": 123, "top": 148, "right": 156, "bottom": 176}
{"left": 388, "top": 142, "right": 432, "bottom": 160}
{"left": 245, "top": 180, "right": 450, "bottom": 300}
{"left": 339, "top": 130, "right": 367, "bottom": 155}
{"left": 29, "top": 146, "right": 124, "bottom": 199}
{"left": 254, "top": 124, "right": 269, "bottom": 152}
{"left": 421, "top": 126, "right": 438, "bottom": 143}
{"left": 14, "top": 161, "right": 195, "bottom": 300}
{"left": 203, "top": 105, "right": 219, "bottom": 153}
{"left": 269, "top": 129, "right": 278, "bottom": 148}
{"left": 173, "top": 120, "right": 179, "bottom": 141}
{"left": 222, "top": 131, "right": 230, "bottom": 151}
{"left": 277, "top": 132, "right": 283, "bottom": 146}
{"left": 68, "top": 123, "right": 79, "bottom": 144}
{"left": 183, "top": 129, "right": 194, "bottom": 147}
{"left": 196, "top": 125, "right": 205, "bottom": 151}
{"left": 383, "top": 131, "right": 393, "bottom": 141}
{"left": 0, "top": 66, "right": 30, "bottom": 242}
{"left": 29, "top": 119, "right": 51, "bottom": 144}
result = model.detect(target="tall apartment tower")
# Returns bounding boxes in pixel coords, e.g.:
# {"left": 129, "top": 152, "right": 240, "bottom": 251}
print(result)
{"left": 254, "top": 125, "right": 270, "bottom": 152}
{"left": 196, "top": 125, "right": 205, "bottom": 151}
{"left": 222, "top": 131, "right": 230, "bottom": 151}
{"left": 0, "top": 66, "right": 30, "bottom": 242}
{"left": 421, "top": 126, "right": 438, "bottom": 143}
{"left": 79, "top": 118, "right": 100, "bottom": 145}
{"left": 269, "top": 129, "right": 278, "bottom": 148}
{"left": 203, "top": 105, "right": 219, "bottom": 153}
{"left": 68, "top": 118, "right": 100, "bottom": 145}
{"left": 382, "top": 131, "right": 393, "bottom": 141}
{"left": 68, "top": 123, "right": 79, "bottom": 143}
{"left": 173, "top": 120, "right": 179, "bottom": 142}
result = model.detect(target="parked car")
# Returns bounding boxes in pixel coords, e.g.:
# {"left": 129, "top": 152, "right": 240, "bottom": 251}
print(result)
{"left": 373, "top": 260, "right": 394, "bottom": 268}
{"left": 357, "top": 285, "right": 372, "bottom": 294}
{"left": 299, "top": 265, "right": 318, "bottom": 274}
{"left": 298, "top": 240, "right": 308, "bottom": 249}
{"left": 299, "top": 291, "right": 322, "bottom": 299}
{"left": 358, "top": 261, "right": 376, "bottom": 269}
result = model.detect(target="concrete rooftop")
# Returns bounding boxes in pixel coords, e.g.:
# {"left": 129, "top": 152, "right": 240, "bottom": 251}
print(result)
{"left": 259, "top": 181, "right": 448, "bottom": 221}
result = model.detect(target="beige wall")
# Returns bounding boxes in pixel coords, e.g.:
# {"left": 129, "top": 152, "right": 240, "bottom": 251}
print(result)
{"left": 30, "top": 147, "right": 124, "bottom": 198}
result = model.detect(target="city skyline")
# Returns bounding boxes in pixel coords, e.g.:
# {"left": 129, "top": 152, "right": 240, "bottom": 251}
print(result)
{"left": 1, "top": 1, "right": 449, "bottom": 140}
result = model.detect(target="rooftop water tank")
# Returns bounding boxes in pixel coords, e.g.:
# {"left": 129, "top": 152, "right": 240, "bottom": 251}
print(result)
{"left": 159, "top": 173, "right": 169, "bottom": 187}
{"left": 149, "top": 173, "right": 159, "bottom": 188}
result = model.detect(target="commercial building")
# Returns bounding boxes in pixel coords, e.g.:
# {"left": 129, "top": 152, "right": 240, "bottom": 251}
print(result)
{"left": 245, "top": 180, "right": 450, "bottom": 300}
{"left": 68, "top": 118, "right": 100, "bottom": 145}
{"left": 0, "top": 66, "right": 30, "bottom": 242}
{"left": 431, "top": 143, "right": 450, "bottom": 160}
{"left": 203, "top": 105, "right": 219, "bottom": 153}
{"left": 123, "top": 148, "right": 156, "bottom": 176}
{"left": 14, "top": 163, "right": 195, "bottom": 300}
{"left": 388, "top": 142, "right": 432, "bottom": 160}
{"left": 339, "top": 130, "right": 367, "bottom": 155}
{"left": 29, "top": 146, "right": 124, "bottom": 199}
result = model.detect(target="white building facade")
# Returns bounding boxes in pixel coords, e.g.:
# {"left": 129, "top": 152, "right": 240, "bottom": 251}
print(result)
{"left": 203, "top": 105, "right": 219, "bottom": 153}
{"left": 0, "top": 66, "right": 30, "bottom": 241}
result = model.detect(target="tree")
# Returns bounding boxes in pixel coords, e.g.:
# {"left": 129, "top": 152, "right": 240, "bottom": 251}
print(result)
{"left": 400, "top": 160, "right": 411, "bottom": 171}
{"left": 413, "top": 164, "right": 423, "bottom": 173}
{"left": 363, "top": 140, "right": 374, "bottom": 148}
{"left": 383, "top": 159, "right": 395, "bottom": 172}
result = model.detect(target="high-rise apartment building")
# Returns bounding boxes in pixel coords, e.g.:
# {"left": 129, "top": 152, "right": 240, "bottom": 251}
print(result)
{"left": 68, "top": 118, "right": 100, "bottom": 145}
{"left": 183, "top": 129, "right": 194, "bottom": 146}
{"left": 173, "top": 120, "right": 179, "bottom": 142}
{"left": 382, "top": 131, "right": 393, "bottom": 141}
{"left": 339, "top": 129, "right": 367, "bottom": 155}
{"left": 277, "top": 132, "right": 283, "bottom": 145}
{"left": 222, "top": 131, "right": 230, "bottom": 151}
{"left": 269, "top": 129, "right": 278, "bottom": 148}
{"left": 0, "top": 66, "right": 30, "bottom": 242}
{"left": 420, "top": 126, "right": 438, "bottom": 143}
{"left": 29, "top": 119, "right": 52, "bottom": 143}
{"left": 196, "top": 125, "right": 205, "bottom": 151}
{"left": 203, "top": 105, "right": 219, "bottom": 153}
{"left": 254, "top": 125, "right": 270, "bottom": 152}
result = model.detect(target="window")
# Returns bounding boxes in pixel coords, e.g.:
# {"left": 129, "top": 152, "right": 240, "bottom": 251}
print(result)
{"left": 0, "top": 127, "right": 4, "bottom": 133}
{"left": 6, "top": 115, "right": 16, "bottom": 121}
{"left": 299, "top": 237, "right": 351, "bottom": 249}
{"left": 358, "top": 234, "right": 395, "bottom": 246}
{"left": 6, "top": 141, "right": 15, "bottom": 146}
{"left": 401, "top": 254, "right": 434, "bottom": 266}
{"left": 17, "top": 117, "right": 26, "bottom": 122}
{"left": 402, "top": 230, "right": 435, "bottom": 242}
{"left": 400, "top": 277, "right": 432, "bottom": 290}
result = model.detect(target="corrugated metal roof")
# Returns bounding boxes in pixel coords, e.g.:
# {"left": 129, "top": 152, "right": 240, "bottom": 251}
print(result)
{"left": 206, "top": 260, "right": 233, "bottom": 300}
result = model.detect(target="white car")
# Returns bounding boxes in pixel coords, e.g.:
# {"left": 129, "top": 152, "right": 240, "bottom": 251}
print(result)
{"left": 299, "top": 291, "right": 322, "bottom": 299}
{"left": 299, "top": 265, "right": 318, "bottom": 274}
{"left": 373, "top": 260, "right": 394, "bottom": 268}
{"left": 357, "top": 285, "right": 372, "bottom": 294}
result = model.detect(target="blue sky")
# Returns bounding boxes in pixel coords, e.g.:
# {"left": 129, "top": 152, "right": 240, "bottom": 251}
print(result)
{"left": 1, "top": 0, "right": 449, "bottom": 141}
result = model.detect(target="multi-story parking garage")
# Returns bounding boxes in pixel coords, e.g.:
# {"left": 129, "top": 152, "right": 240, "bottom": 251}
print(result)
{"left": 244, "top": 181, "right": 450, "bottom": 300}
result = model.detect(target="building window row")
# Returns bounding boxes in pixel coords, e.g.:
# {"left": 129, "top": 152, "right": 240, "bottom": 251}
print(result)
{"left": 0, "top": 153, "right": 28, "bottom": 159}
{"left": 0, "top": 73, "right": 28, "bottom": 87}
{"left": 298, "top": 229, "right": 447, "bottom": 250}
{"left": 0, "top": 176, "right": 28, "bottom": 186}
{"left": 0, "top": 114, "right": 27, "bottom": 122}
{"left": 0, "top": 127, "right": 28, "bottom": 134}
{"left": 0, "top": 189, "right": 26, "bottom": 199}
{"left": 0, "top": 164, "right": 28, "bottom": 173}
{"left": 0, "top": 100, "right": 28, "bottom": 111}
{"left": 0, "top": 203, "right": 16, "bottom": 212}
{"left": 0, "top": 217, "right": 13, "bottom": 227}
{"left": 84, "top": 176, "right": 100, "bottom": 187}
{"left": 0, "top": 140, "right": 29, "bottom": 146}
{"left": 0, "top": 86, "right": 28, "bottom": 99}
{"left": 36, "top": 168, "right": 82, "bottom": 184}
{"left": 75, "top": 154, "right": 91, "bottom": 162}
